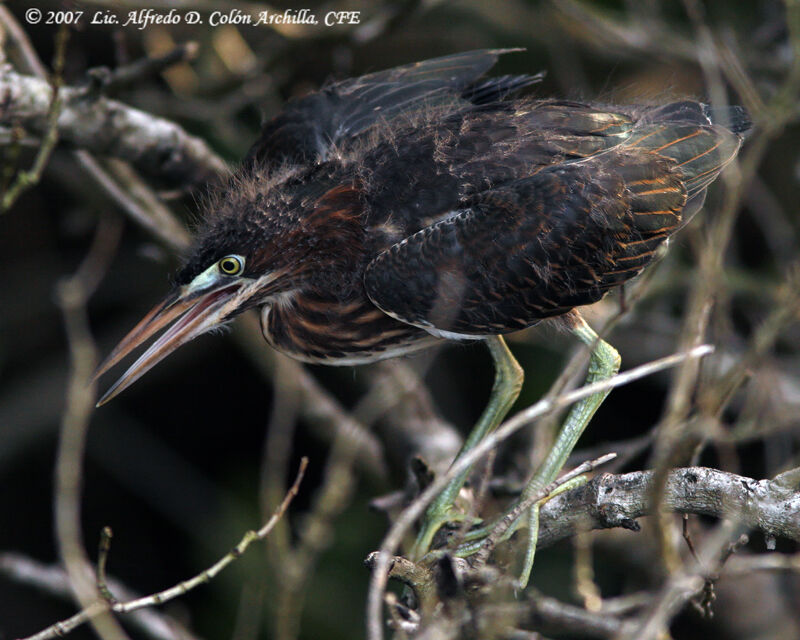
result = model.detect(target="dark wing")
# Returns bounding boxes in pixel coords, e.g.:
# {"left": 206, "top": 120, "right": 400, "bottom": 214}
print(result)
{"left": 244, "top": 49, "right": 542, "bottom": 169}
{"left": 364, "top": 104, "right": 743, "bottom": 336}
{"left": 361, "top": 101, "right": 638, "bottom": 238}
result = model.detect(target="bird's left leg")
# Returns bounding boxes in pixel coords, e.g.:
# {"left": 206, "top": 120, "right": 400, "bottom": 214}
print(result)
{"left": 516, "top": 314, "right": 620, "bottom": 587}
{"left": 412, "top": 335, "right": 524, "bottom": 559}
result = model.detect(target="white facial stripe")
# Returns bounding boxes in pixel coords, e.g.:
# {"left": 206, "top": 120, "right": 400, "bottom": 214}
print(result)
{"left": 185, "top": 263, "right": 225, "bottom": 295}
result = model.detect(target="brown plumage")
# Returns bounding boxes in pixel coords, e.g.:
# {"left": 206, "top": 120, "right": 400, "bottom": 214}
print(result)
{"left": 95, "top": 49, "right": 749, "bottom": 403}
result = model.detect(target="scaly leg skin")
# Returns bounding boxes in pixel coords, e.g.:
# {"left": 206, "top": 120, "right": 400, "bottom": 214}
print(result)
{"left": 412, "top": 335, "right": 524, "bottom": 559}
{"left": 517, "top": 315, "right": 621, "bottom": 587}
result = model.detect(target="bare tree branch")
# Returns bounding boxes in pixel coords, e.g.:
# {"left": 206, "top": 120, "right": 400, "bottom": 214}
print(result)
{"left": 17, "top": 458, "right": 308, "bottom": 640}
{"left": 0, "top": 553, "right": 201, "bottom": 640}
{"left": 0, "top": 65, "right": 227, "bottom": 185}
{"left": 535, "top": 467, "right": 800, "bottom": 549}
{"left": 54, "top": 215, "right": 129, "bottom": 640}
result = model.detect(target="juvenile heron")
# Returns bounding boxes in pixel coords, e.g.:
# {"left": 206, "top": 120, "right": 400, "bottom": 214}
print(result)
{"left": 95, "top": 49, "right": 749, "bottom": 583}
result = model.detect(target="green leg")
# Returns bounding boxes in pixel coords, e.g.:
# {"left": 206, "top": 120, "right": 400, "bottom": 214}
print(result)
{"left": 517, "top": 316, "right": 620, "bottom": 587}
{"left": 412, "top": 336, "right": 523, "bottom": 559}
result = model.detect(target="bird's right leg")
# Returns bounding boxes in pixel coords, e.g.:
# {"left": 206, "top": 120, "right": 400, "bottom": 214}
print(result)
{"left": 515, "top": 316, "right": 620, "bottom": 586}
{"left": 411, "top": 335, "right": 524, "bottom": 559}
{"left": 452, "top": 315, "right": 620, "bottom": 586}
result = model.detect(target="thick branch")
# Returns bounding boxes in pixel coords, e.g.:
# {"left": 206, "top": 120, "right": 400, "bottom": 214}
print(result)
{"left": 0, "top": 65, "right": 227, "bottom": 185}
{"left": 536, "top": 467, "right": 800, "bottom": 547}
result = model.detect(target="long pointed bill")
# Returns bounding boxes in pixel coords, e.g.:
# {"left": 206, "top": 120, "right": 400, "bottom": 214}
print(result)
{"left": 95, "top": 284, "right": 242, "bottom": 406}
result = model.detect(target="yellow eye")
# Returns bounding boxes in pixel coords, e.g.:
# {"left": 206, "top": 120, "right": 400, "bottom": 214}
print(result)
{"left": 218, "top": 255, "right": 244, "bottom": 276}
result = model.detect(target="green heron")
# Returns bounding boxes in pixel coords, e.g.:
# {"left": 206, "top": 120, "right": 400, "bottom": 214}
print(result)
{"left": 95, "top": 49, "right": 749, "bottom": 584}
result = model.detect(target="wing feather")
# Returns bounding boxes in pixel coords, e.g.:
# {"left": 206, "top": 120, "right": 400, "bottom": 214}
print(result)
{"left": 245, "top": 49, "right": 542, "bottom": 169}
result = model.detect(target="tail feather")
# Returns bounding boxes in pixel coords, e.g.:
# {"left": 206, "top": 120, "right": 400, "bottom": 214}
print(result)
{"left": 613, "top": 154, "right": 685, "bottom": 235}
{"left": 624, "top": 121, "right": 742, "bottom": 196}
{"left": 678, "top": 190, "right": 708, "bottom": 228}
{"left": 702, "top": 104, "right": 752, "bottom": 135}
{"left": 641, "top": 100, "right": 751, "bottom": 136}
{"left": 642, "top": 101, "right": 709, "bottom": 126}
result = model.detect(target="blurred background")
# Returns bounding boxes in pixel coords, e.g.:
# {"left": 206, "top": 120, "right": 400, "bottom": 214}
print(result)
{"left": 1, "top": 1, "right": 799, "bottom": 639}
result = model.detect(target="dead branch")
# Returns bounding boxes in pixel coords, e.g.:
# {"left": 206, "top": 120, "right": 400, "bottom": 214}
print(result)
{"left": 0, "top": 65, "right": 227, "bottom": 185}
{"left": 535, "top": 467, "right": 800, "bottom": 549}
{"left": 17, "top": 458, "right": 308, "bottom": 640}
{"left": 0, "top": 553, "right": 200, "bottom": 640}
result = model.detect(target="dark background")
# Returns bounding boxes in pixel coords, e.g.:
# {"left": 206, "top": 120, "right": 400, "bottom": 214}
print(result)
{"left": 1, "top": 1, "right": 799, "bottom": 639}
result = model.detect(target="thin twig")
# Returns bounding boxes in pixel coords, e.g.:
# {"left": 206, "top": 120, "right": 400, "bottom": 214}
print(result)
{"left": 96, "top": 527, "right": 116, "bottom": 605}
{"left": 470, "top": 453, "right": 617, "bottom": 568}
{"left": 117, "top": 457, "right": 308, "bottom": 613}
{"left": 273, "top": 399, "right": 383, "bottom": 640}
{"left": 87, "top": 42, "right": 200, "bottom": 94}
{"left": 0, "top": 5, "right": 47, "bottom": 76}
{"left": 0, "top": 553, "right": 199, "bottom": 640}
{"left": 54, "top": 216, "right": 128, "bottom": 640}
{"left": 725, "top": 552, "right": 800, "bottom": 574}
{"left": 621, "top": 521, "right": 749, "bottom": 640}
{"left": 20, "top": 458, "right": 309, "bottom": 640}
{"left": 1, "top": 25, "right": 67, "bottom": 212}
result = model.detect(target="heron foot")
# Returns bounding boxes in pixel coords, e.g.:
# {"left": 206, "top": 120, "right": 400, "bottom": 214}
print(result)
{"left": 411, "top": 336, "right": 523, "bottom": 560}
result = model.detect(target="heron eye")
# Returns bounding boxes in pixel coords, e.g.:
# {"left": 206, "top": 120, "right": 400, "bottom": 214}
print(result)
{"left": 218, "top": 255, "right": 244, "bottom": 276}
